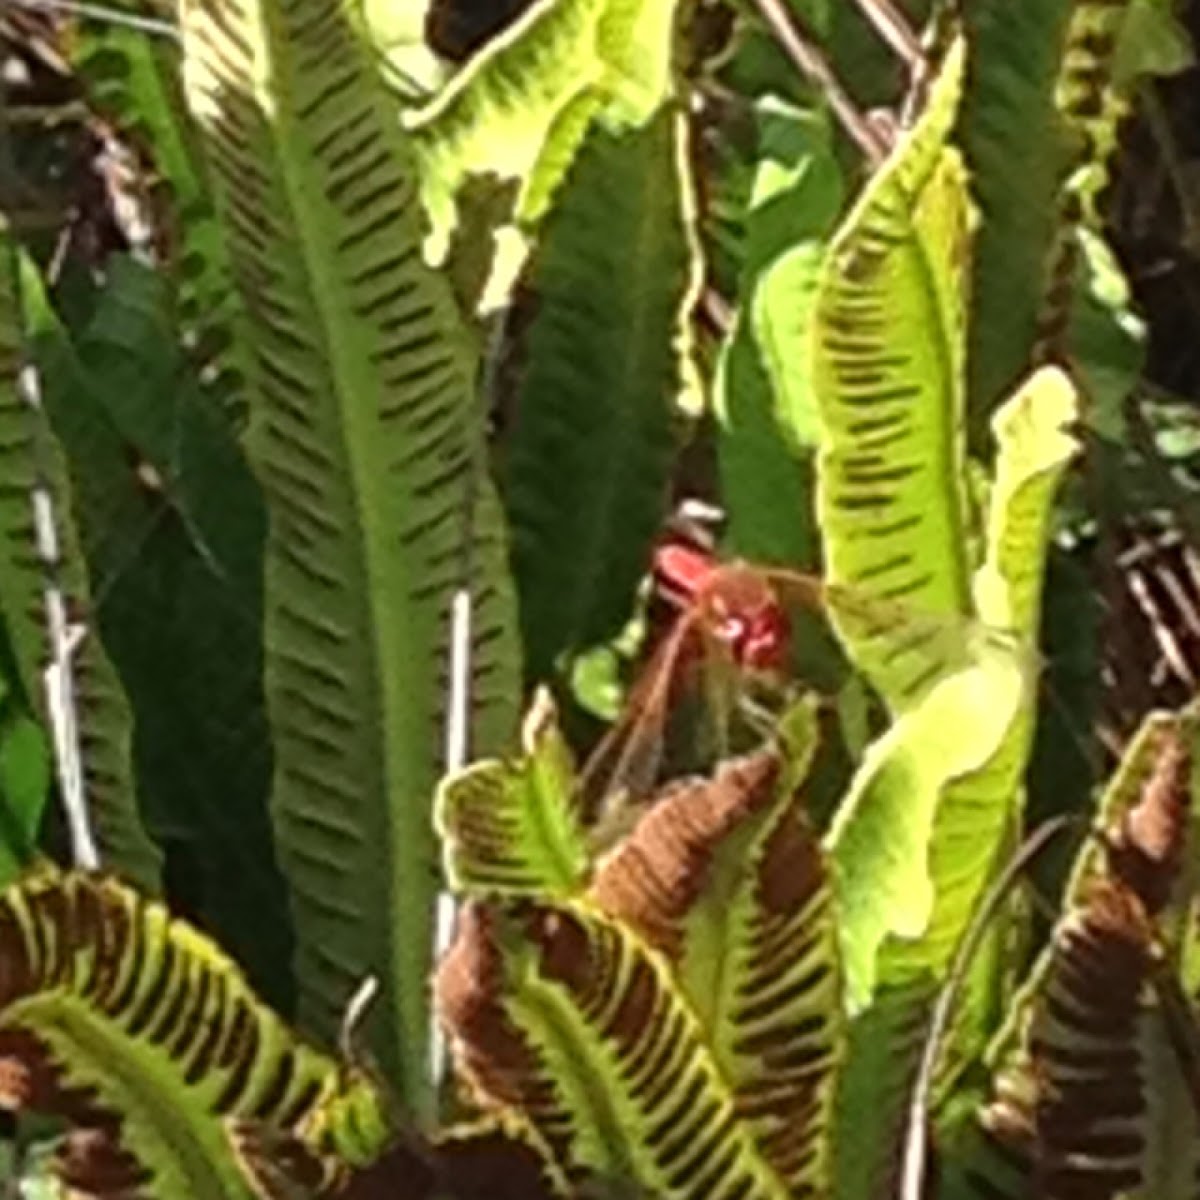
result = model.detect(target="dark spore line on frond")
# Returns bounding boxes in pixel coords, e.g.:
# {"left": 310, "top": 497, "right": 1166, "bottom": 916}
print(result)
{"left": 589, "top": 753, "right": 785, "bottom": 958}
{"left": 966, "top": 879, "right": 1151, "bottom": 1200}
{"left": 0, "top": 871, "right": 364, "bottom": 1183}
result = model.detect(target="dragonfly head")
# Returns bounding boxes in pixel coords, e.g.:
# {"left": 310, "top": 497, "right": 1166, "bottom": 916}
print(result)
{"left": 708, "top": 585, "right": 791, "bottom": 672}
{"left": 737, "top": 602, "right": 791, "bottom": 671}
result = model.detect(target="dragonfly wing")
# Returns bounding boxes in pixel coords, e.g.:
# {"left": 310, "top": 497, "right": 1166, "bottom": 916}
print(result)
{"left": 578, "top": 613, "right": 700, "bottom": 821}
{"left": 764, "top": 567, "right": 1038, "bottom": 711}
{"left": 696, "top": 621, "right": 744, "bottom": 761}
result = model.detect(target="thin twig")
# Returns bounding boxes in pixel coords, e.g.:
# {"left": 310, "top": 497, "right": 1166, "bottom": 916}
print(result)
{"left": 852, "top": 0, "right": 925, "bottom": 74}
{"left": 699, "top": 286, "right": 733, "bottom": 340}
{"left": 429, "top": 312, "right": 508, "bottom": 1099}
{"left": 20, "top": 364, "right": 99, "bottom": 872}
{"left": 900, "top": 815, "right": 1080, "bottom": 1200}
{"left": 5, "top": 0, "right": 178, "bottom": 40}
{"left": 749, "top": 0, "right": 889, "bottom": 165}
{"left": 1, "top": 102, "right": 91, "bottom": 125}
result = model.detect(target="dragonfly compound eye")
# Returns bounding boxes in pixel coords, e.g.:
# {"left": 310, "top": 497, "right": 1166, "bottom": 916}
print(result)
{"left": 714, "top": 614, "right": 748, "bottom": 647}
{"left": 739, "top": 606, "right": 791, "bottom": 671}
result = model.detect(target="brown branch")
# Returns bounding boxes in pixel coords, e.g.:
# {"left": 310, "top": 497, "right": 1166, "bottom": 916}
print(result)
{"left": 749, "top": 0, "right": 889, "bottom": 165}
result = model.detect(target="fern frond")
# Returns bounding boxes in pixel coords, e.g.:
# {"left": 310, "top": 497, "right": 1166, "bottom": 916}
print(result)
{"left": 179, "top": 0, "right": 521, "bottom": 1108}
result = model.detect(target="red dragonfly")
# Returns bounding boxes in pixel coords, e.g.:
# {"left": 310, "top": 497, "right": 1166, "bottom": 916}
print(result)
{"left": 576, "top": 535, "right": 1039, "bottom": 822}
{"left": 577, "top": 540, "right": 832, "bottom": 819}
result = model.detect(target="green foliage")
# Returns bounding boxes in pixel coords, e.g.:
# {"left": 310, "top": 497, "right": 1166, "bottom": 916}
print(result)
{"left": 21, "top": 255, "right": 289, "bottom": 1008}
{"left": 436, "top": 694, "right": 590, "bottom": 896}
{"left": 715, "top": 99, "right": 843, "bottom": 565}
{"left": 503, "top": 106, "right": 700, "bottom": 679}
{"left": 408, "top": 0, "right": 684, "bottom": 277}
{"left": 811, "top": 38, "right": 975, "bottom": 688}
{"left": 177, "top": 0, "right": 521, "bottom": 1109}
{"left": 0, "top": 228, "right": 161, "bottom": 894}
{"left": 0, "top": 869, "right": 388, "bottom": 1199}
{"left": 958, "top": 0, "right": 1075, "bottom": 418}
{"left": 942, "top": 707, "right": 1200, "bottom": 1199}
{"left": 74, "top": 18, "right": 244, "bottom": 411}
{"left": 0, "top": 246, "right": 49, "bottom": 887}
{"left": 961, "top": 0, "right": 1188, "bottom": 427}
{"left": 0, "top": 692, "right": 46, "bottom": 886}
{"left": 438, "top": 715, "right": 843, "bottom": 1200}
{"left": 797, "top": 39, "right": 1079, "bottom": 1195}
{"left": 2, "top": 0, "right": 1196, "bottom": 1196}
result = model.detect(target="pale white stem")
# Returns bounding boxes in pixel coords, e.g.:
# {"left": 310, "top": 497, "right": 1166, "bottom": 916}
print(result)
{"left": 339, "top": 974, "right": 380, "bottom": 1066}
{"left": 900, "top": 816, "right": 1075, "bottom": 1200}
{"left": 429, "top": 585, "right": 473, "bottom": 1091}
{"left": 19, "top": 364, "right": 98, "bottom": 872}
{"left": 443, "top": 587, "right": 473, "bottom": 776}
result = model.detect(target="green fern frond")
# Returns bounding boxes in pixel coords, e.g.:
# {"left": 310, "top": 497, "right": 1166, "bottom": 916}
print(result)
{"left": 0, "top": 226, "right": 161, "bottom": 893}
{"left": 590, "top": 741, "right": 842, "bottom": 1199}
{"left": 409, "top": 0, "right": 686, "bottom": 261}
{"left": 437, "top": 696, "right": 589, "bottom": 899}
{"left": 0, "top": 869, "right": 388, "bottom": 1199}
{"left": 438, "top": 896, "right": 794, "bottom": 1199}
{"left": 179, "top": 0, "right": 521, "bottom": 1108}
{"left": 503, "top": 105, "right": 700, "bottom": 679}
{"left": 439, "top": 737, "right": 842, "bottom": 1199}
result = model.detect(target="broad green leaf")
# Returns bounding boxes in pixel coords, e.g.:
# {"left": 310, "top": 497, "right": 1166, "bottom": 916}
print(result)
{"left": 69, "top": 258, "right": 262, "bottom": 592}
{"left": 831, "top": 369, "right": 1078, "bottom": 1196}
{"left": 973, "top": 367, "right": 1082, "bottom": 633}
{"left": 0, "top": 870, "right": 388, "bottom": 1199}
{"left": 752, "top": 243, "right": 829, "bottom": 453}
{"left": 827, "top": 650, "right": 1027, "bottom": 1200}
{"left": 0, "top": 230, "right": 161, "bottom": 893}
{"left": 0, "top": 254, "right": 49, "bottom": 886}
{"left": 717, "top": 99, "right": 842, "bottom": 565}
{"left": 810, "top": 38, "right": 976, "bottom": 710}
{"left": 438, "top": 896, "right": 793, "bottom": 1199}
{"left": 0, "top": 686, "right": 47, "bottom": 887}
{"left": 826, "top": 644, "right": 1027, "bottom": 1011}
{"left": 595, "top": 0, "right": 677, "bottom": 124}
{"left": 409, "top": 0, "right": 606, "bottom": 260}
{"left": 408, "top": 0, "right": 683, "bottom": 267}
{"left": 32, "top": 257, "right": 292, "bottom": 1010}
{"left": 959, "top": 0, "right": 1074, "bottom": 419}
{"left": 504, "top": 106, "right": 699, "bottom": 679}
{"left": 437, "top": 695, "right": 589, "bottom": 897}
{"left": 179, "top": 0, "right": 521, "bottom": 1109}
{"left": 590, "top": 734, "right": 844, "bottom": 1199}
{"left": 884, "top": 368, "right": 1079, "bottom": 983}
{"left": 962, "top": 0, "right": 1160, "bottom": 426}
